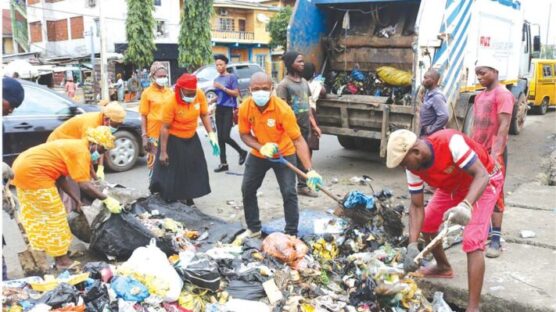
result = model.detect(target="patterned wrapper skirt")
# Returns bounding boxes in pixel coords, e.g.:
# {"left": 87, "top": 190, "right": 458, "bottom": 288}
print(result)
{"left": 17, "top": 187, "right": 72, "bottom": 257}
{"left": 146, "top": 137, "right": 159, "bottom": 181}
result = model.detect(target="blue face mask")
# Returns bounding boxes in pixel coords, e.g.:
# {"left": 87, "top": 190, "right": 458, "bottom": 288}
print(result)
{"left": 182, "top": 96, "right": 195, "bottom": 103}
{"left": 252, "top": 90, "right": 270, "bottom": 107}
{"left": 91, "top": 150, "right": 100, "bottom": 162}
{"left": 109, "top": 126, "right": 118, "bottom": 133}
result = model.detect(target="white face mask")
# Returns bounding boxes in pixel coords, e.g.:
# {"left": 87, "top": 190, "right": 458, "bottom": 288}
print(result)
{"left": 251, "top": 90, "right": 271, "bottom": 107}
{"left": 155, "top": 77, "right": 168, "bottom": 86}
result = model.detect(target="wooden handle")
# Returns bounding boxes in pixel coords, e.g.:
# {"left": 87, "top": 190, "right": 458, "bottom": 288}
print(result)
{"left": 282, "top": 160, "right": 344, "bottom": 204}
{"left": 413, "top": 217, "right": 452, "bottom": 264}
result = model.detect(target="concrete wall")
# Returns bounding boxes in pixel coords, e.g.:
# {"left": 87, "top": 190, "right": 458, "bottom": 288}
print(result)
{"left": 26, "top": 0, "right": 180, "bottom": 57}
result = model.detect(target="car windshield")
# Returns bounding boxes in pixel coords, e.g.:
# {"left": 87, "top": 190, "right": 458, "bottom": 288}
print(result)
{"left": 195, "top": 66, "right": 218, "bottom": 81}
{"left": 11, "top": 85, "right": 73, "bottom": 116}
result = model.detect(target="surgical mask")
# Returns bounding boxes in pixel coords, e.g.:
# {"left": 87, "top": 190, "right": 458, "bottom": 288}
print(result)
{"left": 109, "top": 126, "right": 118, "bottom": 133}
{"left": 155, "top": 77, "right": 168, "bottom": 86}
{"left": 91, "top": 150, "right": 101, "bottom": 162}
{"left": 252, "top": 90, "right": 270, "bottom": 107}
{"left": 182, "top": 95, "right": 195, "bottom": 103}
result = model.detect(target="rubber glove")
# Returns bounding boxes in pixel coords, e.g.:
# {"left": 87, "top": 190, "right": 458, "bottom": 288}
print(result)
{"left": 443, "top": 200, "right": 472, "bottom": 226}
{"left": 306, "top": 170, "right": 323, "bottom": 191}
{"left": 403, "top": 242, "right": 420, "bottom": 273}
{"left": 259, "top": 143, "right": 279, "bottom": 158}
{"left": 208, "top": 132, "right": 220, "bottom": 156}
{"left": 103, "top": 196, "right": 122, "bottom": 214}
{"left": 96, "top": 165, "right": 105, "bottom": 181}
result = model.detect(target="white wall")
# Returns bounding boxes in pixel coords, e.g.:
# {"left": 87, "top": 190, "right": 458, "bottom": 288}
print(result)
{"left": 26, "top": 0, "right": 180, "bottom": 58}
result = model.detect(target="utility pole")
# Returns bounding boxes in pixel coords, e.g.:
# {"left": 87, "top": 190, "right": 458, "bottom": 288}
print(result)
{"left": 99, "top": 0, "right": 109, "bottom": 100}
{"left": 89, "top": 26, "right": 95, "bottom": 77}
{"left": 546, "top": 2, "right": 552, "bottom": 58}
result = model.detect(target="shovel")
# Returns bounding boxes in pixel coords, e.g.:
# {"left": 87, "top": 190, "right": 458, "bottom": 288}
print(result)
{"left": 413, "top": 213, "right": 453, "bottom": 265}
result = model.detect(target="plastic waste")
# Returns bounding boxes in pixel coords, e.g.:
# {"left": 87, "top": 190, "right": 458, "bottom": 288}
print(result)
{"left": 226, "top": 279, "right": 266, "bottom": 300}
{"left": 223, "top": 299, "right": 270, "bottom": 312}
{"left": 262, "top": 210, "right": 344, "bottom": 237}
{"left": 67, "top": 211, "right": 91, "bottom": 243}
{"left": 376, "top": 66, "right": 412, "bottom": 87}
{"left": 262, "top": 233, "right": 309, "bottom": 269}
{"left": 432, "top": 291, "right": 454, "bottom": 312}
{"left": 110, "top": 276, "right": 150, "bottom": 302}
{"left": 118, "top": 240, "right": 183, "bottom": 302}
{"left": 178, "top": 287, "right": 210, "bottom": 312}
{"left": 520, "top": 230, "right": 536, "bottom": 238}
{"left": 82, "top": 262, "right": 112, "bottom": 282}
{"left": 83, "top": 280, "right": 112, "bottom": 312}
{"left": 343, "top": 191, "right": 375, "bottom": 210}
{"left": 31, "top": 283, "right": 80, "bottom": 309}
{"left": 174, "top": 253, "right": 221, "bottom": 291}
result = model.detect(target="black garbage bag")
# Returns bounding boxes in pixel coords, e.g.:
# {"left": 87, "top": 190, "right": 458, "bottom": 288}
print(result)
{"left": 83, "top": 280, "right": 114, "bottom": 312}
{"left": 89, "top": 207, "right": 176, "bottom": 260}
{"left": 132, "top": 195, "right": 242, "bottom": 248}
{"left": 82, "top": 261, "right": 110, "bottom": 280}
{"left": 174, "top": 254, "right": 221, "bottom": 291}
{"left": 226, "top": 279, "right": 266, "bottom": 300}
{"left": 31, "top": 283, "right": 80, "bottom": 308}
{"left": 68, "top": 211, "right": 91, "bottom": 243}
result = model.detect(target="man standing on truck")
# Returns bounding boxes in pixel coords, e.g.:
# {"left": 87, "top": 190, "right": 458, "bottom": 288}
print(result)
{"left": 276, "top": 51, "right": 322, "bottom": 197}
{"left": 472, "top": 60, "right": 514, "bottom": 258}
{"left": 387, "top": 129, "right": 503, "bottom": 312}
{"left": 419, "top": 69, "right": 449, "bottom": 136}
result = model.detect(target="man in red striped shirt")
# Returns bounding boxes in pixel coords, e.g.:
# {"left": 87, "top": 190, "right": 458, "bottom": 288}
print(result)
{"left": 387, "top": 129, "right": 504, "bottom": 312}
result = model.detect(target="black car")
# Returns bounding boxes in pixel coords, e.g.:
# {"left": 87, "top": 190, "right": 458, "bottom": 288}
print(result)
{"left": 2, "top": 80, "right": 145, "bottom": 172}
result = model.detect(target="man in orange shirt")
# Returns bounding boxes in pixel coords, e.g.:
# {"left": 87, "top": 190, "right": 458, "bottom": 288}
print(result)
{"left": 235, "top": 72, "right": 323, "bottom": 239}
{"left": 12, "top": 126, "right": 121, "bottom": 269}
{"left": 140, "top": 62, "right": 174, "bottom": 180}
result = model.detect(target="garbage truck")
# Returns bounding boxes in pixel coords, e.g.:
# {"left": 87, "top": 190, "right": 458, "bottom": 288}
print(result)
{"left": 288, "top": 0, "right": 541, "bottom": 156}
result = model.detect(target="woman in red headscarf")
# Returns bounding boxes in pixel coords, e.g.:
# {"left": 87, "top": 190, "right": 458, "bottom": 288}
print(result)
{"left": 149, "top": 74, "right": 220, "bottom": 205}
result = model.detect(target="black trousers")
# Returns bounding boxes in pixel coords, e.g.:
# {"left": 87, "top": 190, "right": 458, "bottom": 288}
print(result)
{"left": 215, "top": 106, "right": 244, "bottom": 164}
{"left": 241, "top": 154, "right": 299, "bottom": 235}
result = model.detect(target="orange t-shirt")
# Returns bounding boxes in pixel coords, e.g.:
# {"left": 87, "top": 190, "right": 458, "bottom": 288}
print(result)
{"left": 140, "top": 85, "right": 174, "bottom": 139}
{"left": 47, "top": 112, "right": 103, "bottom": 142}
{"left": 238, "top": 96, "right": 301, "bottom": 158}
{"left": 12, "top": 139, "right": 92, "bottom": 190}
{"left": 162, "top": 89, "right": 208, "bottom": 139}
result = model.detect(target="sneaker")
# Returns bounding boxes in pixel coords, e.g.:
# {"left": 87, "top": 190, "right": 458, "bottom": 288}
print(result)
{"left": 232, "top": 229, "right": 261, "bottom": 245}
{"left": 297, "top": 186, "right": 318, "bottom": 198}
{"left": 214, "top": 164, "right": 229, "bottom": 173}
{"left": 486, "top": 241, "right": 502, "bottom": 258}
{"left": 239, "top": 151, "right": 248, "bottom": 165}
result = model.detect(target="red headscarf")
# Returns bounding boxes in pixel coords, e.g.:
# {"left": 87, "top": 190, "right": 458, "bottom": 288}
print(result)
{"left": 174, "top": 73, "right": 197, "bottom": 105}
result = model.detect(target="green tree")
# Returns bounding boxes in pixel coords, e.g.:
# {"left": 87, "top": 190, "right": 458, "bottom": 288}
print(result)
{"left": 268, "top": 6, "right": 292, "bottom": 49}
{"left": 178, "top": 0, "right": 214, "bottom": 71}
{"left": 124, "top": 0, "right": 156, "bottom": 69}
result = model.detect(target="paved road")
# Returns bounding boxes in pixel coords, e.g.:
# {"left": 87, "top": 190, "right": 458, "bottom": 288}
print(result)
{"left": 4, "top": 109, "right": 555, "bottom": 280}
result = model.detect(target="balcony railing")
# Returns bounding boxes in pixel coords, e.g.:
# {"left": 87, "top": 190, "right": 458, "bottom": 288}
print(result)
{"left": 211, "top": 29, "right": 254, "bottom": 41}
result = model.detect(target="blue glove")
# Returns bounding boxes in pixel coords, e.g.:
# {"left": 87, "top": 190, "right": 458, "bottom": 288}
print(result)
{"left": 208, "top": 132, "right": 220, "bottom": 156}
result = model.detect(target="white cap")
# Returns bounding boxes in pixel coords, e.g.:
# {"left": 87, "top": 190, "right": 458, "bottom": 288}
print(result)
{"left": 475, "top": 56, "right": 499, "bottom": 72}
{"left": 386, "top": 129, "right": 418, "bottom": 168}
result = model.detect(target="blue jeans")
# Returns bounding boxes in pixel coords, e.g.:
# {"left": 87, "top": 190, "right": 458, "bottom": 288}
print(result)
{"left": 241, "top": 154, "right": 298, "bottom": 235}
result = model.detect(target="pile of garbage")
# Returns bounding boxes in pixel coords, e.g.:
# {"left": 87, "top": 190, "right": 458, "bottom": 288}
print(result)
{"left": 3, "top": 188, "right": 457, "bottom": 312}
{"left": 325, "top": 66, "right": 412, "bottom": 105}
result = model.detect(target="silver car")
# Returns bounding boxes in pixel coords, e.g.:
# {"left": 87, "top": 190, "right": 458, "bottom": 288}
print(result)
{"left": 194, "top": 63, "right": 265, "bottom": 102}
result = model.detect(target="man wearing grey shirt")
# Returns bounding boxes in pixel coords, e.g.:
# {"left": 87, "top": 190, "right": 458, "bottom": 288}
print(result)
{"left": 420, "top": 69, "right": 448, "bottom": 136}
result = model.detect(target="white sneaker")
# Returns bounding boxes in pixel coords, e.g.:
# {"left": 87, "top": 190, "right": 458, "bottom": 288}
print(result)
{"left": 233, "top": 229, "right": 261, "bottom": 245}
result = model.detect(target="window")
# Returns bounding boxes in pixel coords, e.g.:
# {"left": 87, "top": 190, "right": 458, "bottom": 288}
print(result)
{"left": 155, "top": 20, "right": 167, "bottom": 38}
{"left": 256, "top": 55, "right": 266, "bottom": 69}
{"left": 94, "top": 18, "right": 100, "bottom": 37}
{"left": 12, "top": 86, "right": 72, "bottom": 116}
{"left": 29, "top": 21, "right": 42, "bottom": 43}
{"left": 195, "top": 66, "right": 219, "bottom": 81}
{"left": 46, "top": 19, "right": 68, "bottom": 42}
{"left": 70, "top": 16, "right": 84, "bottom": 39}
{"left": 218, "top": 18, "right": 234, "bottom": 31}
{"left": 235, "top": 65, "right": 262, "bottom": 79}
{"left": 542, "top": 65, "right": 553, "bottom": 77}
{"left": 238, "top": 19, "right": 246, "bottom": 32}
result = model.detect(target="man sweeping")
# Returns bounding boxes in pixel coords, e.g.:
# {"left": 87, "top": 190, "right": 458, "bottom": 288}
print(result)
{"left": 235, "top": 72, "right": 323, "bottom": 241}
{"left": 387, "top": 129, "right": 503, "bottom": 312}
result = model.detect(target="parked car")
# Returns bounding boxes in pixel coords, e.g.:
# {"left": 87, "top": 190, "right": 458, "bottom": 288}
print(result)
{"left": 194, "top": 63, "right": 265, "bottom": 102}
{"left": 527, "top": 59, "right": 556, "bottom": 115}
{"left": 2, "top": 80, "right": 145, "bottom": 172}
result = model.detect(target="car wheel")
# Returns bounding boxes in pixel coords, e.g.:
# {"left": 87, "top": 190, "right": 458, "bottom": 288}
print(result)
{"left": 531, "top": 97, "right": 549, "bottom": 115}
{"left": 206, "top": 91, "right": 217, "bottom": 104}
{"left": 509, "top": 93, "right": 527, "bottom": 135}
{"left": 105, "top": 130, "right": 139, "bottom": 172}
{"left": 337, "top": 136, "right": 357, "bottom": 150}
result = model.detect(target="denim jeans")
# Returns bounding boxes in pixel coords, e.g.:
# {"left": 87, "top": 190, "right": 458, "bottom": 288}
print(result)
{"left": 241, "top": 154, "right": 298, "bottom": 235}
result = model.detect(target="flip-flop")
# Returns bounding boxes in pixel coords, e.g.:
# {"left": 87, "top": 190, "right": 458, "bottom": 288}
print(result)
{"left": 417, "top": 266, "right": 454, "bottom": 279}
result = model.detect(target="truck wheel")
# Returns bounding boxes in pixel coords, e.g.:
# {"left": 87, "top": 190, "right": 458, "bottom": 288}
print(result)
{"left": 355, "top": 138, "right": 381, "bottom": 152}
{"left": 531, "top": 98, "right": 549, "bottom": 115}
{"left": 509, "top": 93, "right": 527, "bottom": 135}
{"left": 105, "top": 130, "right": 140, "bottom": 172}
{"left": 462, "top": 105, "right": 474, "bottom": 136}
{"left": 337, "top": 136, "right": 357, "bottom": 150}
